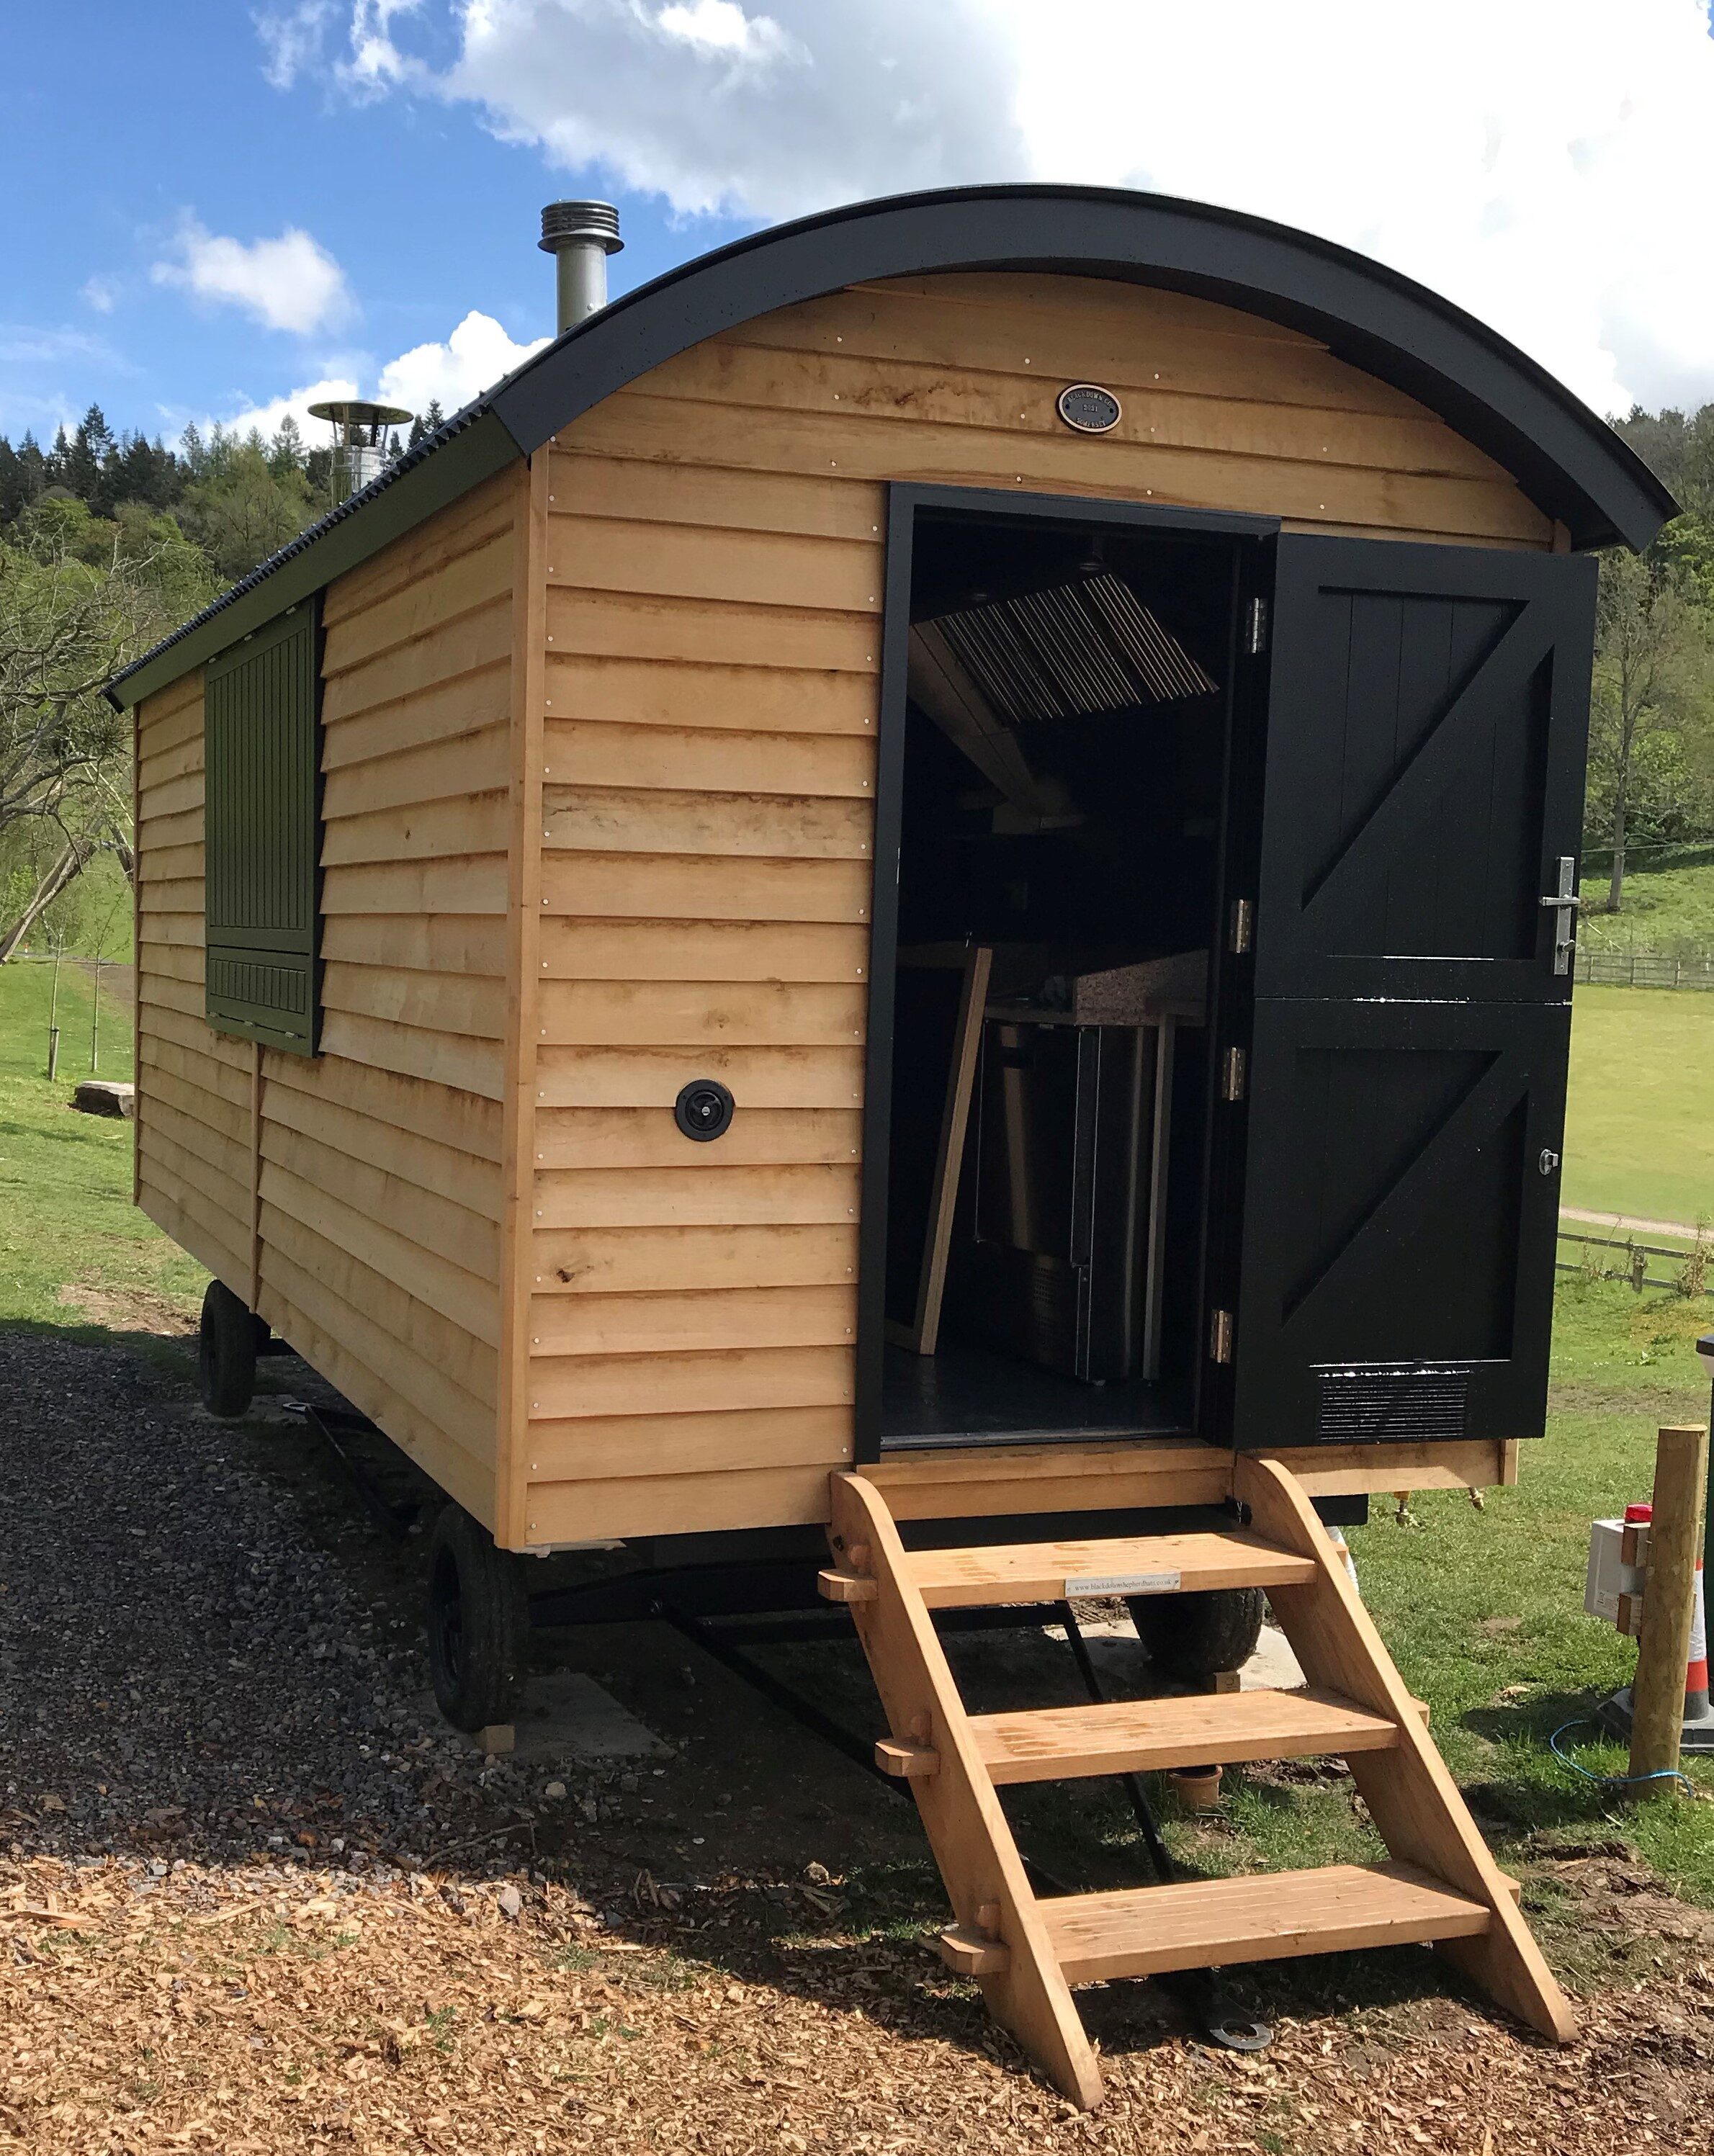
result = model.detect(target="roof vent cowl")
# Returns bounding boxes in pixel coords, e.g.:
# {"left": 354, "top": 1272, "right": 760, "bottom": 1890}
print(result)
{"left": 539, "top": 200, "right": 624, "bottom": 333}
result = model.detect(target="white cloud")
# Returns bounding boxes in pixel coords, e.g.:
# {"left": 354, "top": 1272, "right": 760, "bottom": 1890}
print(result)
{"left": 205, "top": 372, "right": 361, "bottom": 444}
{"left": 339, "top": 0, "right": 425, "bottom": 96}
{"left": 151, "top": 218, "right": 351, "bottom": 337}
{"left": 375, "top": 309, "right": 550, "bottom": 413}
{"left": 655, "top": 1, "right": 799, "bottom": 63}
{"left": 253, "top": 1, "right": 340, "bottom": 89}
{"left": 266, "top": 0, "right": 1714, "bottom": 415}
{"left": 996, "top": 0, "right": 1714, "bottom": 418}
{"left": 0, "top": 325, "right": 119, "bottom": 369}
{"left": 81, "top": 277, "right": 118, "bottom": 316}
{"left": 290, "top": 0, "right": 1021, "bottom": 218}
{"left": 205, "top": 309, "right": 547, "bottom": 444}
{"left": 0, "top": 327, "right": 126, "bottom": 437}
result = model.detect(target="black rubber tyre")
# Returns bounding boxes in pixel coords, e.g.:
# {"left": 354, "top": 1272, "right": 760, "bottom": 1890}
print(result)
{"left": 198, "top": 1279, "right": 259, "bottom": 1419}
{"left": 426, "top": 1504, "right": 529, "bottom": 1732}
{"left": 1129, "top": 1586, "right": 1267, "bottom": 1684}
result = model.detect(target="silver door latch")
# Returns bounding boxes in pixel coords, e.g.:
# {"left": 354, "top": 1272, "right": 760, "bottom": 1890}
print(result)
{"left": 1538, "top": 1148, "right": 1561, "bottom": 1176}
{"left": 1539, "top": 855, "right": 1581, "bottom": 974}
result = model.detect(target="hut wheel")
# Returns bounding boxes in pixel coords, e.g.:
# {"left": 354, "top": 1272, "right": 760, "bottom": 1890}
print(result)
{"left": 426, "top": 1504, "right": 530, "bottom": 1732}
{"left": 198, "top": 1279, "right": 261, "bottom": 1419}
{"left": 1127, "top": 1586, "right": 1266, "bottom": 1684}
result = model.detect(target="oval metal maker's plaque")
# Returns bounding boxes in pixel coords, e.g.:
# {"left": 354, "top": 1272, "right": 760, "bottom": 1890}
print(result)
{"left": 1056, "top": 382, "right": 1122, "bottom": 434}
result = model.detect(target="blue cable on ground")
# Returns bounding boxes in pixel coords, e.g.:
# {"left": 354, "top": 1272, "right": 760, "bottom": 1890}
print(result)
{"left": 1548, "top": 1717, "right": 1695, "bottom": 1796}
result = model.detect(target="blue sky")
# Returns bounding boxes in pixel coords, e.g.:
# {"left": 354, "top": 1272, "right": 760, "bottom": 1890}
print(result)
{"left": 4, "top": 1, "right": 1714, "bottom": 454}
{"left": 0, "top": 4, "right": 755, "bottom": 448}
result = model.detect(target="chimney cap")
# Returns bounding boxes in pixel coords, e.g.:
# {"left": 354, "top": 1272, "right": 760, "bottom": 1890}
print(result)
{"left": 540, "top": 200, "right": 624, "bottom": 257}
{"left": 307, "top": 400, "right": 414, "bottom": 429}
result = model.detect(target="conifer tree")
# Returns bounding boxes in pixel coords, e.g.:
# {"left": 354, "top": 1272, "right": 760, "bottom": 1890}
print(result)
{"left": 0, "top": 440, "right": 27, "bottom": 524}
{"left": 269, "top": 413, "right": 306, "bottom": 477}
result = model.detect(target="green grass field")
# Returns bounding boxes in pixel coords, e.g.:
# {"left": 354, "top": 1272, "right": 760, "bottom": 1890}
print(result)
{"left": 1580, "top": 847, "right": 1714, "bottom": 956}
{"left": 1564, "top": 984, "right": 1714, "bottom": 1226}
{"left": 1271, "top": 1283, "right": 1714, "bottom": 1926}
{"left": 0, "top": 956, "right": 205, "bottom": 1337}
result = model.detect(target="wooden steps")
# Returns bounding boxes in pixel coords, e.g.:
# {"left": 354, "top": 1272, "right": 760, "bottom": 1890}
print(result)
{"left": 822, "top": 1458, "right": 1575, "bottom": 2110}
{"left": 818, "top": 1527, "right": 1315, "bottom": 1609}
{"left": 1041, "top": 1861, "right": 1490, "bottom": 1983}
{"left": 908, "top": 1528, "right": 1315, "bottom": 1607}
{"left": 968, "top": 1684, "right": 1398, "bottom": 1784}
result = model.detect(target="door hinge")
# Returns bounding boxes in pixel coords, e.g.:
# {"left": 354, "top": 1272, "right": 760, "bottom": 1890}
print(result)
{"left": 1221, "top": 1046, "right": 1247, "bottom": 1102}
{"left": 1246, "top": 596, "right": 1269, "bottom": 655}
{"left": 1228, "top": 898, "right": 1254, "bottom": 955}
{"left": 1209, "top": 1308, "right": 1234, "bottom": 1363}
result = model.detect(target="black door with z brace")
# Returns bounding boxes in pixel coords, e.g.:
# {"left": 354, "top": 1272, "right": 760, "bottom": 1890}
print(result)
{"left": 1207, "top": 536, "right": 1599, "bottom": 1450}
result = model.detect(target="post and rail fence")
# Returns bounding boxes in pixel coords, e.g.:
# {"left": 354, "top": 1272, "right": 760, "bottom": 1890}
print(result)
{"left": 1558, "top": 1226, "right": 1713, "bottom": 1297}
{"left": 1574, "top": 948, "right": 1714, "bottom": 989}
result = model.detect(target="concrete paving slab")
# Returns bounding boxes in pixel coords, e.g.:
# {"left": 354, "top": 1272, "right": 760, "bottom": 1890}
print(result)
{"left": 1241, "top": 1623, "right": 1306, "bottom": 1692}
{"left": 510, "top": 1670, "right": 673, "bottom": 1763}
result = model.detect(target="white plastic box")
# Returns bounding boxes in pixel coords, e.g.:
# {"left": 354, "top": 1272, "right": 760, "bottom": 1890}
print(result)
{"left": 1585, "top": 1517, "right": 1645, "bottom": 1625}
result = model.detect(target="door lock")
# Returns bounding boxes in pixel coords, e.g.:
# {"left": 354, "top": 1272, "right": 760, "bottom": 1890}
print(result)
{"left": 1539, "top": 855, "right": 1581, "bottom": 975}
{"left": 1538, "top": 1148, "right": 1561, "bottom": 1177}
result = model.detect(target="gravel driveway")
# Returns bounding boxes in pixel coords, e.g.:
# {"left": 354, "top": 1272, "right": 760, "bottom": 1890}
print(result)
{"left": 0, "top": 1331, "right": 522, "bottom": 1874}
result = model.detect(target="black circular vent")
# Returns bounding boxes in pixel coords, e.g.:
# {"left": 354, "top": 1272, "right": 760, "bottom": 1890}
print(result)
{"left": 674, "top": 1078, "right": 735, "bottom": 1143}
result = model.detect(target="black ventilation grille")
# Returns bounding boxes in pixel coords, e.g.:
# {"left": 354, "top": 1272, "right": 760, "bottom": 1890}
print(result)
{"left": 1314, "top": 1364, "right": 1470, "bottom": 1445}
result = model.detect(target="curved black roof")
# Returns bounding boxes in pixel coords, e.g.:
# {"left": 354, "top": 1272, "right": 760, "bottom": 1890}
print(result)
{"left": 112, "top": 183, "right": 1675, "bottom": 707}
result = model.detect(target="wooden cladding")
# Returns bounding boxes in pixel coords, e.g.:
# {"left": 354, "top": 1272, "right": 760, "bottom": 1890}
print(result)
{"left": 134, "top": 470, "right": 518, "bottom": 1532}
{"left": 509, "top": 268, "right": 1560, "bottom": 1543}
{"left": 137, "top": 270, "right": 1561, "bottom": 1553}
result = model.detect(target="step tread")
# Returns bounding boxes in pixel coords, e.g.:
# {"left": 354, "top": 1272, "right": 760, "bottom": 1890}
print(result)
{"left": 1041, "top": 1861, "right": 1491, "bottom": 1984}
{"left": 905, "top": 1530, "right": 1314, "bottom": 1609}
{"left": 970, "top": 1686, "right": 1399, "bottom": 1783}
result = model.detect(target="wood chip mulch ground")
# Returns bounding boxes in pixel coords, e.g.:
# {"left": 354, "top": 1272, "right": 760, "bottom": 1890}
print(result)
{"left": 6, "top": 1852, "right": 1714, "bottom": 2155}
{"left": 5, "top": 1329, "right": 1714, "bottom": 2152}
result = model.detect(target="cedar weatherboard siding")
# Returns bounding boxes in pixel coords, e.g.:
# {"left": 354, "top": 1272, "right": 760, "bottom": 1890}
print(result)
{"left": 135, "top": 471, "right": 517, "bottom": 1529}
{"left": 136, "top": 271, "right": 1565, "bottom": 1550}
{"left": 514, "top": 269, "right": 1556, "bottom": 1545}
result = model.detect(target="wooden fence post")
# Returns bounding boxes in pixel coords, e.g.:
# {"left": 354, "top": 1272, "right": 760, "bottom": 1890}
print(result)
{"left": 1630, "top": 1424, "right": 1710, "bottom": 1795}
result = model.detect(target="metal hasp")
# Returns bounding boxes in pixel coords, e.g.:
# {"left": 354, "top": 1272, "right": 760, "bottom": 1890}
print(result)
{"left": 540, "top": 199, "right": 624, "bottom": 331}
{"left": 1540, "top": 855, "right": 1581, "bottom": 974}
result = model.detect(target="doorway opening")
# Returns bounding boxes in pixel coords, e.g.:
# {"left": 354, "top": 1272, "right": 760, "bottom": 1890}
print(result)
{"left": 869, "top": 496, "right": 1249, "bottom": 1453}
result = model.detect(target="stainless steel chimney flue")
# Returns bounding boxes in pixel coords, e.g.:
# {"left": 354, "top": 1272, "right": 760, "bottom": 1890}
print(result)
{"left": 539, "top": 200, "right": 624, "bottom": 332}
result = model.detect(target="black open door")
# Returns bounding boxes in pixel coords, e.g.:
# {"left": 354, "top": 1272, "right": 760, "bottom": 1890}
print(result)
{"left": 1208, "top": 536, "right": 1598, "bottom": 1450}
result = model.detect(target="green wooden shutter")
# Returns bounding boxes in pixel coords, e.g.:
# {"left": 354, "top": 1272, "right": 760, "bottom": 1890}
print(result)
{"left": 204, "top": 602, "right": 321, "bottom": 1056}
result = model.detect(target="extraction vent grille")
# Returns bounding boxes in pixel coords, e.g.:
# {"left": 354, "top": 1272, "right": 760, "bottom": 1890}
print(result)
{"left": 929, "top": 572, "right": 1218, "bottom": 724}
{"left": 1314, "top": 1364, "right": 1471, "bottom": 1445}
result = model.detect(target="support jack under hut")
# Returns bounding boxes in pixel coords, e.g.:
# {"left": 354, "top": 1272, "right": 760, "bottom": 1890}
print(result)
{"left": 112, "top": 186, "right": 1674, "bottom": 2103}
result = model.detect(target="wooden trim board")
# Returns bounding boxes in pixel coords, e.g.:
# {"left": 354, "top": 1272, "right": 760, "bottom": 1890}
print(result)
{"left": 858, "top": 1437, "right": 1517, "bottom": 1522}
{"left": 888, "top": 943, "right": 991, "bottom": 1356}
{"left": 248, "top": 1041, "right": 264, "bottom": 1310}
{"left": 495, "top": 453, "right": 550, "bottom": 1548}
